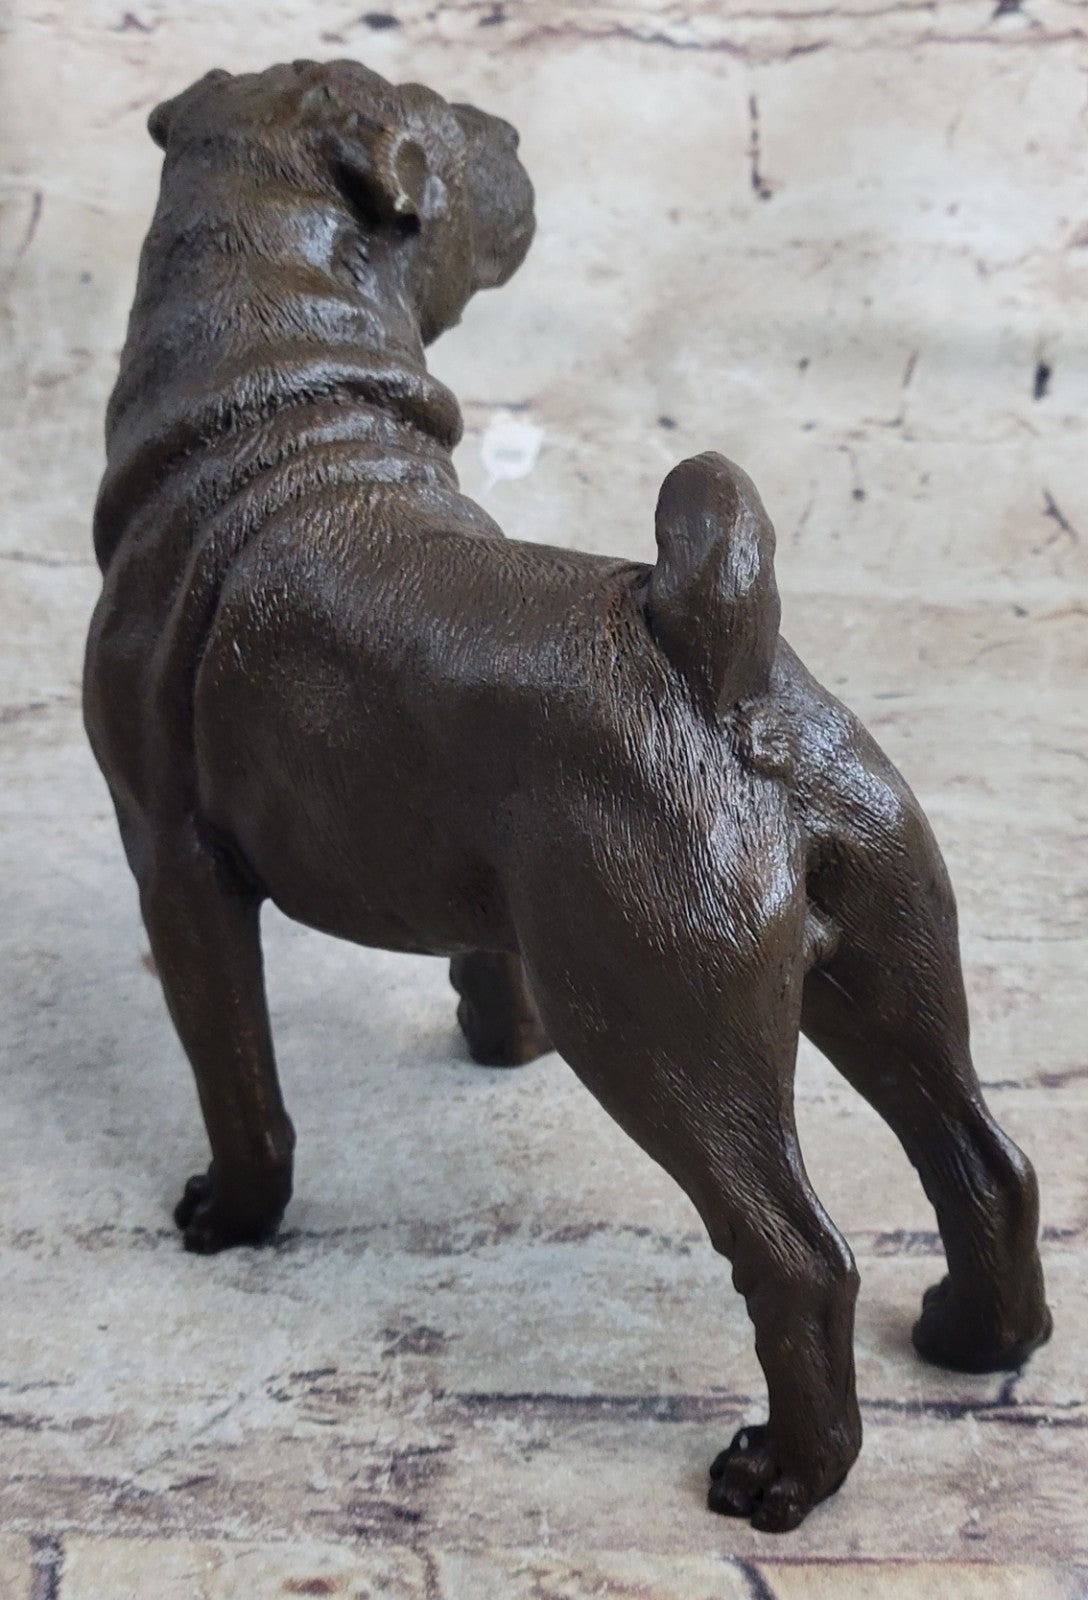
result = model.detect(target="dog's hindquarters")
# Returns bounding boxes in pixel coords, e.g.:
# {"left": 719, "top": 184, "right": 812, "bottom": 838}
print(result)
{"left": 509, "top": 759, "right": 861, "bottom": 1533}
{"left": 780, "top": 652, "right": 1051, "bottom": 1372}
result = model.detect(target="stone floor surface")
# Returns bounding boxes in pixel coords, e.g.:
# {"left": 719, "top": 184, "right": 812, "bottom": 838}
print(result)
{"left": 1, "top": 1, "right": 1086, "bottom": 1596}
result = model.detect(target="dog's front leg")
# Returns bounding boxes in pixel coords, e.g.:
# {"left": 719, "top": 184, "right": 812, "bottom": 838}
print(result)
{"left": 132, "top": 820, "right": 295, "bottom": 1252}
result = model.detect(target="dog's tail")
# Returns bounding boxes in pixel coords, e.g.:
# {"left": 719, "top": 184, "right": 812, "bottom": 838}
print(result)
{"left": 647, "top": 452, "right": 780, "bottom": 713}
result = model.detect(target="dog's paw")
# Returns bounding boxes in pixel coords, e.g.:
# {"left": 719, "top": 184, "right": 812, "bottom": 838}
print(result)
{"left": 456, "top": 998, "right": 551, "bottom": 1068}
{"left": 174, "top": 1166, "right": 289, "bottom": 1254}
{"left": 912, "top": 1274, "right": 1053, "bottom": 1373}
{"left": 708, "top": 1423, "right": 853, "bottom": 1533}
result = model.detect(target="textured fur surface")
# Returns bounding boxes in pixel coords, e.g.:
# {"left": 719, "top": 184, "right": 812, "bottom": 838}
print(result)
{"left": 84, "top": 59, "right": 1050, "bottom": 1532}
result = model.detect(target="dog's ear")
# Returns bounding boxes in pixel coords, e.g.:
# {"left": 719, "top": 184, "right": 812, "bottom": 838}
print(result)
{"left": 326, "top": 115, "right": 428, "bottom": 227}
{"left": 148, "top": 93, "right": 179, "bottom": 150}
{"left": 148, "top": 70, "right": 232, "bottom": 152}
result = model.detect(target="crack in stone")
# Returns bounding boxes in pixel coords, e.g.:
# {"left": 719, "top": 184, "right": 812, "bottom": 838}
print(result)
{"left": 29, "top": 1534, "right": 63, "bottom": 1600}
{"left": 748, "top": 94, "right": 775, "bottom": 200}
{"left": 740, "top": 1559, "right": 779, "bottom": 1600}
{"left": 1041, "top": 489, "right": 1080, "bottom": 545}
{"left": 509, "top": 21, "right": 831, "bottom": 60}
{"left": 0, "top": 550, "right": 94, "bottom": 568}
{"left": 438, "top": 1386, "right": 1086, "bottom": 1426}
{"left": 402, "top": 1, "right": 1085, "bottom": 53}
{"left": 13, "top": 189, "right": 43, "bottom": 262}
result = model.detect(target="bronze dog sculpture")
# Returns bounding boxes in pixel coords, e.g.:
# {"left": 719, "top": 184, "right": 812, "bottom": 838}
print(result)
{"left": 84, "top": 60, "right": 1051, "bottom": 1532}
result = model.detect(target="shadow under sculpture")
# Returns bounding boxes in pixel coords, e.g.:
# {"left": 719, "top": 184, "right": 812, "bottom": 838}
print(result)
{"left": 84, "top": 59, "right": 1052, "bottom": 1533}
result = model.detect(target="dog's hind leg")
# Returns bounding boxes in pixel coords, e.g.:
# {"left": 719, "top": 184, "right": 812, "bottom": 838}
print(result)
{"left": 514, "top": 824, "right": 861, "bottom": 1532}
{"left": 123, "top": 810, "right": 295, "bottom": 1252}
{"left": 449, "top": 951, "right": 551, "bottom": 1066}
{"left": 797, "top": 712, "right": 1050, "bottom": 1372}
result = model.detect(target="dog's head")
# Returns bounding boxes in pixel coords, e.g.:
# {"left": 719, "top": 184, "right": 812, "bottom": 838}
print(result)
{"left": 147, "top": 60, "right": 535, "bottom": 342}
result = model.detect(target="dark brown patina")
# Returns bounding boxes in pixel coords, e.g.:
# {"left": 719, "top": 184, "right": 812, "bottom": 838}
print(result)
{"left": 84, "top": 60, "right": 1050, "bottom": 1532}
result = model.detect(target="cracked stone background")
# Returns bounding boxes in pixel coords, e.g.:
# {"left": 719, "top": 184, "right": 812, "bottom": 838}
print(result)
{"left": 1, "top": 1, "right": 1086, "bottom": 1595}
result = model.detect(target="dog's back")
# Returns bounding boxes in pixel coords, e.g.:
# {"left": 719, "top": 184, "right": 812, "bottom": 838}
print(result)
{"left": 84, "top": 60, "right": 783, "bottom": 949}
{"left": 84, "top": 62, "right": 529, "bottom": 834}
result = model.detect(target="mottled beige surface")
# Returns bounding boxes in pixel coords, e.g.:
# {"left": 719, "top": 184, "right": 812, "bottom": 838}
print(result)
{"left": 1, "top": 1, "right": 1086, "bottom": 1596}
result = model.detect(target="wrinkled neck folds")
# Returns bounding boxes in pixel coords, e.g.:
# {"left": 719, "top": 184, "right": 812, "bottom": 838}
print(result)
{"left": 94, "top": 165, "right": 463, "bottom": 568}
